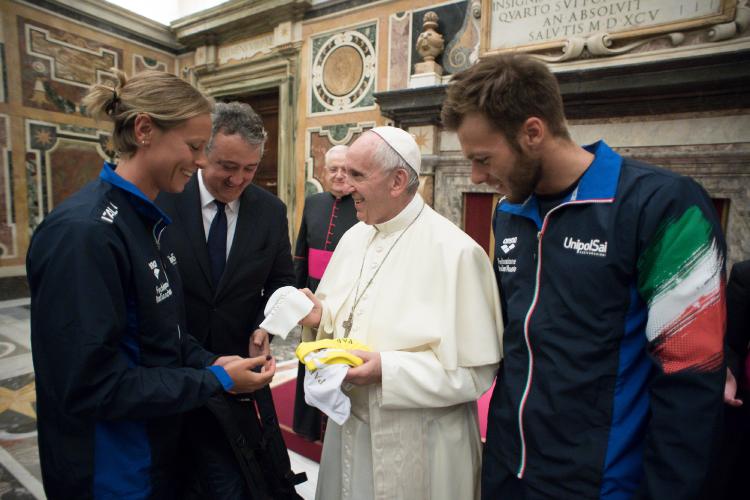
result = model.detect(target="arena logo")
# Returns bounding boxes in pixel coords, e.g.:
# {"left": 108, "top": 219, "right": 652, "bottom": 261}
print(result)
{"left": 563, "top": 237, "right": 608, "bottom": 257}
{"left": 500, "top": 236, "right": 517, "bottom": 254}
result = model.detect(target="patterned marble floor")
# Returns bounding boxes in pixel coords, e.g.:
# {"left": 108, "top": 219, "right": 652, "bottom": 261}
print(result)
{"left": 0, "top": 299, "right": 318, "bottom": 499}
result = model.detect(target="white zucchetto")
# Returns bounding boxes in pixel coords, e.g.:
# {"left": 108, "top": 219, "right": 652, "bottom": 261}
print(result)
{"left": 369, "top": 126, "right": 421, "bottom": 174}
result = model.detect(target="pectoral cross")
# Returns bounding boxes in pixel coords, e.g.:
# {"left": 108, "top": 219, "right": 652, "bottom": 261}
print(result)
{"left": 342, "top": 311, "right": 354, "bottom": 338}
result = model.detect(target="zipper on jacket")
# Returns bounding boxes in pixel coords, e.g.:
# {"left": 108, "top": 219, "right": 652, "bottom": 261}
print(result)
{"left": 153, "top": 220, "right": 165, "bottom": 251}
{"left": 152, "top": 219, "right": 180, "bottom": 340}
{"left": 515, "top": 198, "right": 614, "bottom": 479}
{"left": 516, "top": 219, "right": 547, "bottom": 478}
{"left": 152, "top": 221, "right": 170, "bottom": 287}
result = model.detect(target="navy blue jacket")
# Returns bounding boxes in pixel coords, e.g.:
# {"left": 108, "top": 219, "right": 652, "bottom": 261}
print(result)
{"left": 483, "top": 142, "right": 726, "bottom": 499}
{"left": 27, "top": 164, "right": 232, "bottom": 499}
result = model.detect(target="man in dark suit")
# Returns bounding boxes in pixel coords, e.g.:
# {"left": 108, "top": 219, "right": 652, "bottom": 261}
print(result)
{"left": 158, "top": 102, "right": 296, "bottom": 498}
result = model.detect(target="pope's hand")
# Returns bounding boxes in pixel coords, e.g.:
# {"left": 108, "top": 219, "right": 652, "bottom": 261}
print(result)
{"left": 344, "top": 350, "right": 381, "bottom": 386}
{"left": 249, "top": 328, "right": 270, "bottom": 357}
{"left": 299, "top": 288, "right": 322, "bottom": 328}
{"left": 223, "top": 355, "right": 276, "bottom": 394}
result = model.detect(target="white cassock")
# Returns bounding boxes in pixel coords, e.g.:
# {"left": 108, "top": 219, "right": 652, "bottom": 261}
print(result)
{"left": 306, "top": 194, "right": 503, "bottom": 500}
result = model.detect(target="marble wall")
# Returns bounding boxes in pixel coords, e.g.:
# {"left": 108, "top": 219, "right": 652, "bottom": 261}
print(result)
{"left": 25, "top": 120, "right": 115, "bottom": 229}
{"left": 18, "top": 17, "right": 122, "bottom": 115}
{"left": 0, "top": 2, "right": 178, "bottom": 274}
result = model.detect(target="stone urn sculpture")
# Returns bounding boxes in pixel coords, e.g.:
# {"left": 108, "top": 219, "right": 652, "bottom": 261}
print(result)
{"left": 415, "top": 11, "right": 444, "bottom": 75}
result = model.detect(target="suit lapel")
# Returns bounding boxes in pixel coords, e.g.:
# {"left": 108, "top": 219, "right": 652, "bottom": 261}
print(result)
{"left": 177, "top": 176, "right": 213, "bottom": 290}
{"left": 216, "top": 186, "right": 260, "bottom": 300}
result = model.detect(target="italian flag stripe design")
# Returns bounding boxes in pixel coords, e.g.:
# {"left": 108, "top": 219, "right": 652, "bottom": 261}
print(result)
{"left": 638, "top": 206, "right": 725, "bottom": 374}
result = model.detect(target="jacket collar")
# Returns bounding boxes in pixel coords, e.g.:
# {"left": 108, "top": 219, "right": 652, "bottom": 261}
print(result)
{"left": 100, "top": 162, "right": 172, "bottom": 225}
{"left": 498, "top": 140, "right": 621, "bottom": 222}
{"left": 570, "top": 140, "right": 621, "bottom": 203}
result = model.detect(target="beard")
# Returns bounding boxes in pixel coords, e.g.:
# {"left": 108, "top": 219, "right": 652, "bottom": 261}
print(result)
{"left": 505, "top": 153, "right": 542, "bottom": 204}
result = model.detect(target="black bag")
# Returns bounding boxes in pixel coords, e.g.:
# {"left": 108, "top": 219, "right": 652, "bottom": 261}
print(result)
{"left": 204, "top": 387, "right": 307, "bottom": 500}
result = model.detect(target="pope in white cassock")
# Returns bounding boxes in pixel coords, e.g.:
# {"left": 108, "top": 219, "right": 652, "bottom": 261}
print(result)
{"left": 299, "top": 126, "right": 503, "bottom": 500}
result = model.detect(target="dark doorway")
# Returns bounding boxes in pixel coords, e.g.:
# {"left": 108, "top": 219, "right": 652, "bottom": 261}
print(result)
{"left": 222, "top": 89, "right": 279, "bottom": 195}
{"left": 712, "top": 198, "right": 729, "bottom": 233}
{"left": 464, "top": 192, "right": 499, "bottom": 257}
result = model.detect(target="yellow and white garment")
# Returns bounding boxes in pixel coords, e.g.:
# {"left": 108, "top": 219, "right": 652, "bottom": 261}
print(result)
{"left": 295, "top": 339, "right": 371, "bottom": 425}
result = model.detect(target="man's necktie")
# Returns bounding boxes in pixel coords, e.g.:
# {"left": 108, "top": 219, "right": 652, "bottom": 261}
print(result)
{"left": 207, "top": 200, "right": 227, "bottom": 287}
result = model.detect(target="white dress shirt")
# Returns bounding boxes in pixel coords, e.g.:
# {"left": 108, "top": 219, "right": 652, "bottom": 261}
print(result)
{"left": 197, "top": 169, "right": 240, "bottom": 260}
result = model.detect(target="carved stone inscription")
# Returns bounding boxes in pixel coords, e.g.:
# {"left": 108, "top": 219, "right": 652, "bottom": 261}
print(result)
{"left": 488, "top": 0, "right": 731, "bottom": 49}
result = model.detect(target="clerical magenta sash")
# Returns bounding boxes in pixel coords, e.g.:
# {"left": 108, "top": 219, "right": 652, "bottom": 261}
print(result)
{"left": 308, "top": 248, "right": 333, "bottom": 280}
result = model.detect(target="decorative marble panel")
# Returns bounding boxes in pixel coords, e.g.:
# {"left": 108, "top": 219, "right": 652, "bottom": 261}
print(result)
{"left": 133, "top": 54, "right": 169, "bottom": 74}
{"left": 19, "top": 17, "right": 122, "bottom": 115}
{"left": 408, "top": 125, "right": 437, "bottom": 155}
{"left": 0, "top": 115, "right": 15, "bottom": 259}
{"left": 305, "top": 123, "right": 375, "bottom": 195}
{"left": 388, "top": 12, "right": 411, "bottom": 90}
{"left": 442, "top": 0, "right": 480, "bottom": 74}
{"left": 310, "top": 22, "right": 377, "bottom": 115}
{"left": 26, "top": 120, "right": 115, "bottom": 230}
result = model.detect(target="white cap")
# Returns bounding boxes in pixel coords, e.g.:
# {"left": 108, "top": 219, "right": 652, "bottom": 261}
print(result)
{"left": 369, "top": 126, "right": 421, "bottom": 174}
{"left": 259, "top": 286, "right": 314, "bottom": 340}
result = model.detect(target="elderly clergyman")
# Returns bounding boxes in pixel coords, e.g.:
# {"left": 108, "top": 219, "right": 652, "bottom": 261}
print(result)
{"left": 300, "top": 126, "right": 503, "bottom": 500}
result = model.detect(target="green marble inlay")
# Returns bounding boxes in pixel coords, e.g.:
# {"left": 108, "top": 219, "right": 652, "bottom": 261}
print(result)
{"left": 305, "top": 180, "right": 322, "bottom": 198}
{"left": 311, "top": 95, "right": 325, "bottom": 114}
{"left": 361, "top": 24, "right": 376, "bottom": 44}
{"left": 322, "top": 123, "right": 357, "bottom": 143}
{"left": 312, "top": 35, "right": 327, "bottom": 60}
{"left": 59, "top": 124, "right": 97, "bottom": 135}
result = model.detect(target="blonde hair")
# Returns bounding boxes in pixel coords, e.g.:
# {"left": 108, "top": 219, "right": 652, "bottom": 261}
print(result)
{"left": 83, "top": 69, "right": 213, "bottom": 158}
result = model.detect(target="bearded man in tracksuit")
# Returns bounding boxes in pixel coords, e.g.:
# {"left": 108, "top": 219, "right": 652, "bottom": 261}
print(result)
{"left": 442, "top": 54, "right": 726, "bottom": 499}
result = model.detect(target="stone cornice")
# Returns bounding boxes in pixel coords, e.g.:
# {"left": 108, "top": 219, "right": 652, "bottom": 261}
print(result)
{"left": 19, "top": 0, "right": 184, "bottom": 53}
{"left": 374, "top": 85, "right": 446, "bottom": 127}
{"left": 171, "top": 0, "right": 311, "bottom": 48}
{"left": 376, "top": 49, "right": 750, "bottom": 125}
